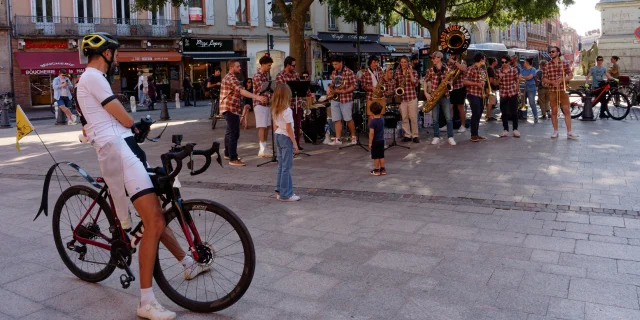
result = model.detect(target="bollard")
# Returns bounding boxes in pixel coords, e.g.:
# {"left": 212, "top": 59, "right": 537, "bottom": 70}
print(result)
{"left": 55, "top": 102, "right": 67, "bottom": 125}
{"left": 580, "top": 88, "right": 595, "bottom": 121}
{"left": 175, "top": 93, "right": 181, "bottom": 109}
{"left": 0, "top": 103, "right": 10, "bottom": 129}
{"left": 130, "top": 96, "right": 137, "bottom": 113}
{"left": 159, "top": 95, "right": 170, "bottom": 121}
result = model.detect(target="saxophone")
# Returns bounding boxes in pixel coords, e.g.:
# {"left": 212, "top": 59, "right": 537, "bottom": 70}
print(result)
{"left": 327, "top": 82, "right": 344, "bottom": 101}
{"left": 395, "top": 69, "right": 407, "bottom": 96}
{"left": 372, "top": 74, "right": 386, "bottom": 99}
{"left": 422, "top": 68, "right": 461, "bottom": 113}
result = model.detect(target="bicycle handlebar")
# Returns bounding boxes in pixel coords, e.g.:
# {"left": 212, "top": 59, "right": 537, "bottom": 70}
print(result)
{"left": 190, "top": 141, "right": 222, "bottom": 176}
{"left": 160, "top": 143, "right": 194, "bottom": 184}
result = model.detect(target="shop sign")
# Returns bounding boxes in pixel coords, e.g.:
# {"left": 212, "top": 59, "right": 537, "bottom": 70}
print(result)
{"left": 317, "top": 32, "right": 380, "bottom": 43}
{"left": 189, "top": 7, "right": 203, "bottom": 22}
{"left": 182, "top": 38, "right": 234, "bottom": 52}
{"left": 129, "top": 56, "right": 171, "bottom": 62}
{"left": 24, "top": 68, "right": 84, "bottom": 75}
{"left": 24, "top": 40, "right": 67, "bottom": 49}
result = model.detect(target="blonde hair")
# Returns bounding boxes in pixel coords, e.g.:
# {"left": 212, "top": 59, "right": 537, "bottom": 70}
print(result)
{"left": 271, "top": 84, "right": 292, "bottom": 119}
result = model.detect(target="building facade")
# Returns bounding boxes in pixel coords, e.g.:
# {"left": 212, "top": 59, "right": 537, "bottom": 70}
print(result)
{"left": 0, "top": 0, "right": 11, "bottom": 94}
{"left": 596, "top": 0, "right": 640, "bottom": 73}
{"left": 11, "top": 0, "right": 181, "bottom": 109}
{"left": 562, "top": 23, "right": 579, "bottom": 62}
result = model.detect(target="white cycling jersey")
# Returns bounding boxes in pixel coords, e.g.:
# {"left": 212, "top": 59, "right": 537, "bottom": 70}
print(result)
{"left": 77, "top": 67, "right": 153, "bottom": 229}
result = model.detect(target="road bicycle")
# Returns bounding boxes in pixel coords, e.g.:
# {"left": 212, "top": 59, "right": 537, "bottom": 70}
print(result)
{"left": 35, "top": 127, "right": 256, "bottom": 313}
{"left": 567, "top": 80, "right": 631, "bottom": 120}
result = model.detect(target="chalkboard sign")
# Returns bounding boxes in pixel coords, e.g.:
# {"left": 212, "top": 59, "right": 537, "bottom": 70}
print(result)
{"left": 169, "top": 65, "right": 179, "bottom": 81}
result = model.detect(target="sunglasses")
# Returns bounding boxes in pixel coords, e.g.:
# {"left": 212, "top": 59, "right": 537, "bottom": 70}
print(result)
{"left": 548, "top": 50, "right": 557, "bottom": 53}
{"left": 597, "top": 59, "right": 603, "bottom": 61}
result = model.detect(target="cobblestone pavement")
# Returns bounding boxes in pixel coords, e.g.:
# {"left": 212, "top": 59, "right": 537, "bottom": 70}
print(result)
{"left": 1, "top": 107, "right": 640, "bottom": 319}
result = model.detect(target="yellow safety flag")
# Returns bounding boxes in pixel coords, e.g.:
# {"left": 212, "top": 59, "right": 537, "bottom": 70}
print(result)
{"left": 16, "top": 105, "right": 34, "bottom": 151}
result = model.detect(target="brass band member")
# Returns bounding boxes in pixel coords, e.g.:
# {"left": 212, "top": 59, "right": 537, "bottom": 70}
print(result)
{"left": 327, "top": 55, "right": 357, "bottom": 146}
{"left": 496, "top": 55, "right": 520, "bottom": 138}
{"left": 423, "top": 51, "right": 456, "bottom": 146}
{"left": 447, "top": 54, "right": 468, "bottom": 133}
{"left": 486, "top": 57, "right": 499, "bottom": 121}
{"left": 462, "top": 53, "right": 487, "bottom": 142}
{"left": 395, "top": 56, "right": 420, "bottom": 143}
{"left": 361, "top": 55, "right": 383, "bottom": 121}
{"left": 253, "top": 55, "right": 274, "bottom": 157}
{"left": 382, "top": 67, "right": 395, "bottom": 96}
{"left": 543, "top": 46, "right": 578, "bottom": 139}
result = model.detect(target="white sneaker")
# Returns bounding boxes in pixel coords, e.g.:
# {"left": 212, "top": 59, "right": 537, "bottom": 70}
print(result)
{"left": 513, "top": 130, "right": 521, "bottom": 138}
{"left": 279, "top": 194, "right": 301, "bottom": 202}
{"left": 258, "top": 151, "right": 272, "bottom": 158}
{"left": 431, "top": 137, "right": 440, "bottom": 145}
{"left": 448, "top": 137, "right": 456, "bottom": 146}
{"left": 439, "top": 126, "right": 446, "bottom": 132}
{"left": 67, "top": 120, "right": 77, "bottom": 125}
{"left": 499, "top": 131, "right": 509, "bottom": 137}
{"left": 551, "top": 132, "right": 559, "bottom": 139}
{"left": 328, "top": 139, "right": 342, "bottom": 146}
{"left": 351, "top": 136, "right": 358, "bottom": 145}
{"left": 457, "top": 127, "right": 466, "bottom": 133}
{"left": 137, "top": 299, "right": 176, "bottom": 320}
{"left": 71, "top": 115, "right": 77, "bottom": 123}
{"left": 184, "top": 263, "right": 211, "bottom": 280}
{"left": 567, "top": 132, "right": 579, "bottom": 139}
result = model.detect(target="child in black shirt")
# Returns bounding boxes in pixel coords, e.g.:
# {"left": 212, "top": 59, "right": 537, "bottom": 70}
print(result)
{"left": 368, "top": 102, "right": 386, "bottom": 176}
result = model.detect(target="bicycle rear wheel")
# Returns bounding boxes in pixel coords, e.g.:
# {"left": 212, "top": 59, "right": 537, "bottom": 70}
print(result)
{"left": 154, "top": 200, "right": 255, "bottom": 313}
{"left": 606, "top": 91, "right": 631, "bottom": 120}
{"left": 52, "top": 185, "right": 117, "bottom": 282}
{"left": 568, "top": 90, "right": 584, "bottom": 119}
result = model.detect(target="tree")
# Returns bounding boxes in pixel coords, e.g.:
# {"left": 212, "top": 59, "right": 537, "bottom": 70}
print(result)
{"left": 326, "top": 0, "right": 574, "bottom": 53}
{"left": 272, "top": 0, "right": 315, "bottom": 74}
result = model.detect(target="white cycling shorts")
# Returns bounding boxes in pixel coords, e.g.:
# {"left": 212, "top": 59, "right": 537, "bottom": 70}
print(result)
{"left": 96, "top": 136, "right": 154, "bottom": 228}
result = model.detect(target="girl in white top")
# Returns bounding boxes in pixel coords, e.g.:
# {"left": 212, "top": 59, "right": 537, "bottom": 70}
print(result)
{"left": 271, "top": 84, "right": 300, "bottom": 202}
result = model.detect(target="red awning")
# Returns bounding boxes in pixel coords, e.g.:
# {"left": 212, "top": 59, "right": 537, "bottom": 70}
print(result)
{"left": 15, "top": 52, "right": 86, "bottom": 75}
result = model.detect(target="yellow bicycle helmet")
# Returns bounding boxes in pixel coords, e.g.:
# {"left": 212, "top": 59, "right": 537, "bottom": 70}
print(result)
{"left": 81, "top": 32, "right": 120, "bottom": 57}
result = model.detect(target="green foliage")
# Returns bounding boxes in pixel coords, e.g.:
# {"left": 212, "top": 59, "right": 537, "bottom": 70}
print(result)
{"left": 133, "top": 0, "right": 187, "bottom": 12}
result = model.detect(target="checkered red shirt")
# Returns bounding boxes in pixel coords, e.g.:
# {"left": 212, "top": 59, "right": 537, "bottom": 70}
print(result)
{"left": 219, "top": 72, "right": 243, "bottom": 115}
{"left": 276, "top": 70, "right": 303, "bottom": 108}
{"left": 253, "top": 70, "right": 271, "bottom": 108}
{"left": 496, "top": 66, "right": 519, "bottom": 98}
{"left": 329, "top": 67, "right": 356, "bottom": 104}
{"left": 361, "top": 67, "right": 382, "bottom": 101}
{"left": 424, "top": 64, "right": 450, "bottom": 98}
{"left": 464, "top": 64, "right": 485, "bottom": 98}
{"left": 543, "top": 59, "right": 572, "bottom": 92}
{"left": 394, "top": 68, "right": 419, "bottom": 102}
{"left": 447, "top": 60, "right": 466, "bottom": 90}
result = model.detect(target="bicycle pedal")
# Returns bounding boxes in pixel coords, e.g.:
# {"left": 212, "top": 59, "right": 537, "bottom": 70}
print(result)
{"left": 119, "top": 274, "right": 135, "bottom": 289}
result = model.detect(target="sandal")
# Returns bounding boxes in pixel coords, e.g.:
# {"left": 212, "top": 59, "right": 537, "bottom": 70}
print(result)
{"left": 370, "top": 169, "right": 381, "bottom": 176}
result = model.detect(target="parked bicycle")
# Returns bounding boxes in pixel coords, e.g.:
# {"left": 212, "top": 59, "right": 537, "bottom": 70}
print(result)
{"left": 568, "top": 80, "right": 631, "bottom": 120}
{"left": 35, "top": 120, "right": 256, "bottom": 313}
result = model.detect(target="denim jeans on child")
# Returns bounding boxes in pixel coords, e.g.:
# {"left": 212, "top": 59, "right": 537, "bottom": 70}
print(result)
{"left": 275, "top": 134, "right": 294, "bottom": 199}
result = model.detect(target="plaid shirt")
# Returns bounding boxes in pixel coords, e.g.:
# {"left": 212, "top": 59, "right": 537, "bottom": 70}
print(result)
{"left": 447, "top": 60, "right": 466, "bottom": 90}
{"left": 496, "top": 66, "right": 519, "bottom": 98}
{"left": 219, "top": 72, "right": 243, "bottom": 115}
{"left": 543, "top": 59, "right": 572, "bottom": 92}
{"left": 253, "top": 70, "right": 271, "bottom": 108}
{"left": 330, "top": 67, "right": 356, "bottom": 104}
{"left": 394, "top": 68, "right": 419, "bottom": 102}
{"left": 464, "top": 64, "right": 485, "bottom": 98}
{"left": 276, "top": 70, "right": 303, "bottom": 108}
{"left": 424, "top": 64, "right": 450, "bottom": 98}
{"left": 361, "top": 67, "right": 383, "bottom": 101}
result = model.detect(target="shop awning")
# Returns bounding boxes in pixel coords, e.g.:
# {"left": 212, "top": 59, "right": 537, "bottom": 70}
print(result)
{"left": 117, "top": 51, "right": 183, "bottom": 62}
{"left": 15, "top": 52, "right": 86, "bottom": 75}
{"left": 319, "top": 42, "right": 389, "bottom": 54}
{"left": 183, "top": 53, "right": 250, "bottom": 61}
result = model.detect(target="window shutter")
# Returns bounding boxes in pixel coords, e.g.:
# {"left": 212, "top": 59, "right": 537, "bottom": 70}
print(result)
{"left": 95, "top": 0, "right": 101, "bottom": 24}
{"left": 265, "top": 0, "right": 272, "bottom": 27}
{"left": 54, "top": 0, "right": 61, "bottom": 23}
{"left": 250, "top": 0, "right": 258, "bottom": 26}
{"left": 179, "top": 4, "right": 189, "bottom": 24}
{"left": 30, "top": 0, "right": 36, "bottom": 22}
{"left": 206, "top": 0, "right": 215, "bottom": 25}
{"left": 227, "top": 0, "right": 236, "bottom": 25}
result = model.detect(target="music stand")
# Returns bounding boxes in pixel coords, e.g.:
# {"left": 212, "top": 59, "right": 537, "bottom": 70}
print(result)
{"left": 287, "top": 80, "right": 312, "bottom": 157}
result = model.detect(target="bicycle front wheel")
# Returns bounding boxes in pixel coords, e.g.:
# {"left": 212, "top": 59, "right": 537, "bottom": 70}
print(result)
{"left": 606, "top": 91, "right": 631, "bottom": 120}
{"left": 568, "top": 90, "right": 585, "bottom": 119}
{"left": 154, "top": 200, "right": 256, "bottom": 313}
{"left": 52, "top": 185, "right": 117, "bottom": 283}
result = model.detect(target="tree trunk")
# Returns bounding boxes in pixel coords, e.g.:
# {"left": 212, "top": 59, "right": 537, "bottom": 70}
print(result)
{"left": 429, "top": 24, "right": 440, "bottom": 54}
{"left": 288, "top": 9, "right": 306, "bottom": 74}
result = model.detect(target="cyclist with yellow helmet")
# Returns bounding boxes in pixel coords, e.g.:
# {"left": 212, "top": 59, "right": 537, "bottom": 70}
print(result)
{"left": 76, "top": 33, "right": 206, "bottom": 320}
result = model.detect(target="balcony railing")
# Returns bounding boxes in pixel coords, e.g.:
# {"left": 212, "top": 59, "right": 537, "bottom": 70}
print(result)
{"left": 14, "top": 16, "right": 182, "bottom": 38}
{"left": 527, "top": 32, "right": 547, "bottom": 41}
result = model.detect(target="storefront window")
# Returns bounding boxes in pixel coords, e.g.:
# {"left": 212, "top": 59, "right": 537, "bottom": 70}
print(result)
{"left": 188, "top": 0, "right": 203, "bottom": 22}
{"left": 30, "top": 75, "right": 53, "bottom": 106}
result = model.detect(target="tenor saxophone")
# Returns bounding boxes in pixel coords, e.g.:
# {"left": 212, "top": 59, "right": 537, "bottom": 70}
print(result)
{"left": 327, "top": 82, "right": 344, "bottom": 101}
{"left": 372, "top": 76, "right": 386, "bottom": 99}
{"left": 422, "top": 68, "right": 461, "bottom": 113}
{"left": 395, "top": 69, "right": 407, "bottom": 96}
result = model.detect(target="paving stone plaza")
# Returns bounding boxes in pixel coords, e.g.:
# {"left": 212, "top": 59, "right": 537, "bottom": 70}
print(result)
{"left": 1, "top": 107, "right": 640, "bottom": 319}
